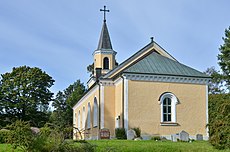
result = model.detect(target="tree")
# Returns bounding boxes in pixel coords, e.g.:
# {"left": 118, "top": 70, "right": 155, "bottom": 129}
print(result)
{"left": 209, "top": 94, "right": 230, "bottom": 149}
{"left": 0, "top": 66, "right": 54, "bottom": 127}
{"left": 51, "top": 80, "right": 85, "bottom": 130}
{"left": 218, "top": 26, "right": 230, "bottom": 85}
{"left": 204, "top": 67, "right": 226, "bottom": 94}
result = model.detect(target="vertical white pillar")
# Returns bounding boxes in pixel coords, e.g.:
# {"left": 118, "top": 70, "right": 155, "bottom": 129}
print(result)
{"left": 124, "top": 77, "right": 129, "bottom": 131}
{"left": 100, "top": 85, "right": 105, "bottom": 129}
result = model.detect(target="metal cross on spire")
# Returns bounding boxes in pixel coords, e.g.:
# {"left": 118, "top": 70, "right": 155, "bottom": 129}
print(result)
{"left": 100, "top": 6, "right": 110, "bottom": 22}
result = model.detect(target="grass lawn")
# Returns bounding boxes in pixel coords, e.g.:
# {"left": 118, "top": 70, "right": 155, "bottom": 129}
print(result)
{"left": 1, "top": 140, "right": 230, "bottom": 152}
{"left": 88, "top": 140, "right": 230, "bottom": 152}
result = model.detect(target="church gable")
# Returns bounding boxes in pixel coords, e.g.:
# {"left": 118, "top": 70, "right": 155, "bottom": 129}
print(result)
{"left": 123, "top": 51, "right": 209, "bottom": 78}
{"left": 103, "top": 41, "right": 209, "bottom": 80}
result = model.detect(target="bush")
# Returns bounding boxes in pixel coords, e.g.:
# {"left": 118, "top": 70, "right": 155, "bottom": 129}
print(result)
{"left": 209, "top": 94, "right": 230, "bottom": 149}
{"left": 132, "top": 127, "right": 141, "bottom": 138}
{"left": 6, "top": 120, "right": 35, "bottom": 151}
{"left": 151, "top": 136, "right": 161, "bottom": 141}
{"left": 0, "top": 129, "right": 10, "bottom": 143}
{"left": 115, "top": 128, "right": 127, "bottom": 139}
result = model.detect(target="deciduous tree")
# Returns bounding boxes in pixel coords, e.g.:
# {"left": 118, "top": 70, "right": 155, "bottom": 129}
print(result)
{"left": 0, "top": 66, "right": 54, "bottom": 127}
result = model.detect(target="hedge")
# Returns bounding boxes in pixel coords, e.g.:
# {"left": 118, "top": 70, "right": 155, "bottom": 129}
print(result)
{"left": 208, "top": 94, "right": 230, "bottom": 149}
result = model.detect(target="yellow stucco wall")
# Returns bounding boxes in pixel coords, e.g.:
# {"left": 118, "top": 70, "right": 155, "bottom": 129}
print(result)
{"left": 103, "top": 85, "right": 116, "bottom": 136}
{"left": 128, "top": 80, "right": 207, "bottom": 136}
{"left": 94, "top": 53, "right": 115, "bottom": 72}
{"left": 73, "top": 86, "right": 100, "bottom": 140}
{"left": 115, "top": 79, "right": 123, "bottom": 128}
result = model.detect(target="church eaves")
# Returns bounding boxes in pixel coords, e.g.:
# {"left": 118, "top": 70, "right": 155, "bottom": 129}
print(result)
{"left": 97, "top": 22, "right": 113, "bottom": 50}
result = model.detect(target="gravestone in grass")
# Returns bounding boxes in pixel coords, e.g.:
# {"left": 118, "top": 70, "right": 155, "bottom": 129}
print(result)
{"left": 179, "top": 130, "right": 189, "bottom": 141}
{"left": 171, "top": 134, "right": 179, "bottom": 142}
{"left": 100, "top": 128, "right": 110, "bottom": 139}
{"left": 196, "top": 134, "right": 203, "bottom": 141}
{"left": 127, "top": 129, "right": 136, "bottom": 140}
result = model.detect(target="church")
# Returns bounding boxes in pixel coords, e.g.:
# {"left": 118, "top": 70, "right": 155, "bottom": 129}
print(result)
{"left": 73, "top": 6, "right": 210, "bottom": 140}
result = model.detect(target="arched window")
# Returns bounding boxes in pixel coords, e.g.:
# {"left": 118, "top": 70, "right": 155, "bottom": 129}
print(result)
{"left": 87, "top": 102, "right": 91, "bottom": 129}
{"left": 78, "top": 110, "right": 81, "bottom": 129}
{"left": 159, "top": 92, "right": 179, "bottom": 123}
{"left": 93, "top": 97, "right": 98, "bottom": 127}
{"left": 163, "top": 98, "right": 172, "bottom": 122}
{"left": 82, "top": 107, "right": 85, "bottom": 129}
{"left": 103, "top": 57, "right": 109, "bottom": 69}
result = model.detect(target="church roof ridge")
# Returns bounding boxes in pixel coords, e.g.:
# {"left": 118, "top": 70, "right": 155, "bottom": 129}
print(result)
{"left": 102, "top": 40, "right": 209, "bottom": 79}
{"left": 123, "top": 51, "right": 210, "bottom": 78}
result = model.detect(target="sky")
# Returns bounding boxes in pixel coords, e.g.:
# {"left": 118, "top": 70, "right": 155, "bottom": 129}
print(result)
{"left": 0, "top": 0, "right": 230, "bottom": 94}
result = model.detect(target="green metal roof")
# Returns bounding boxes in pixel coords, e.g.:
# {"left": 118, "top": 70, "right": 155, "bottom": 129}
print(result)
{"left": 124, "top": 52, "right": 209, "bottom": 78}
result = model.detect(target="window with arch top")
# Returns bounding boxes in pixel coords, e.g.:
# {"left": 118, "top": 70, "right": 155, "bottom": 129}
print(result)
{"left": 103, "top": 57, "right": 109, "bottom": 69}
{"left": 159, "top": 92, "right": 179, "bottom": 123}
{"left": 87, "top": 102, "right": 91, "bottom": 129}
{"left": 93, "top": 97, "right": 98, "bottom": 127}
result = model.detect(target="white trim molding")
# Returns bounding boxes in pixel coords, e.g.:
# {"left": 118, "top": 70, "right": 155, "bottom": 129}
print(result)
{"left": 100, "top": 85, "right": 105, "bottom": 129}
{"left": 123, "top": 73, "right": 210, "bottom": 85}
{"left": 100, "top": 79, "right": 114, "bottom": 86}
{"left": 93, "top": 49, "right": 117, "bottom": 56}
{"left": 206, "top": 85, "right": 209, "bottom": 138}
{"left": 124, "top": 76, "right": 129, "bottom": 131}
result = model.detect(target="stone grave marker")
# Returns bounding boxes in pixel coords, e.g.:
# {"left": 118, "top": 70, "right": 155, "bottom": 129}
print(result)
{"left": 196, "top": 134, "right": 203, "bottom": 141}
{"left": 127, "top": 129, "right": 136, "bottom": 140}
{"left": 179, "top": 130, "right": 189, "bottom": 141}
{"left": 171, "top": 134, "right": 179, "bottom": 142}
{"left": 100, "top": 128, "right": 110, "bottom": 139}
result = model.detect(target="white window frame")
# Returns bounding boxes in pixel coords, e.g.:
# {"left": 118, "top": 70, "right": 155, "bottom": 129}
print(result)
{"left": 159, "top": 92, "right": 179, "bottom": 123}
{"left": 93, "top": 97, "right": 98, "bottom": 127}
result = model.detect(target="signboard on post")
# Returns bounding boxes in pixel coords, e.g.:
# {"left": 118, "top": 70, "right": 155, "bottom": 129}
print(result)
{"left": 100, "top": 128, "right": 110, "bottom": 139}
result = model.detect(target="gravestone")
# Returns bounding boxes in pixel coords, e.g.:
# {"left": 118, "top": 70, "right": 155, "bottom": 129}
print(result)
{"left": 179, "top": 130, "right": 189, "bottom": 141}
{"left": 171, "top": 134, "right": 179, "bottom": 142}
{"left": 100, "top": 128, "right": 110, "bottom": 139}
{"left": 127, "top": 129, "right": 136, "bottom": 140}
{"left": 196, "top": 134, "right": 203, "bottom": 141}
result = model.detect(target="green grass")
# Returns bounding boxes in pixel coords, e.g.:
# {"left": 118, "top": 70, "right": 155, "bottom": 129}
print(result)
{"left": 88, "top": 140, "right": 230, "bottom": 152}
{"left": 1, "top": 140, "right": 230, "bottom": 152}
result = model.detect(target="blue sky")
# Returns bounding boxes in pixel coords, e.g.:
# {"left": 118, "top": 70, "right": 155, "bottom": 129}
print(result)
{"left": 0, "top": 1, "right": 230, "bottom": 94}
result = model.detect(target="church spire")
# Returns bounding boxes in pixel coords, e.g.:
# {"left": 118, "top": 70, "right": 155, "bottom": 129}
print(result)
{"left": 97, "top": 6, "right": 113, "bottom": 50}
{"left": 97, "top": 22, "right": 113, "bottom": 50}
{"left": 92, "top": 5, "right": 117, "bottom": 77}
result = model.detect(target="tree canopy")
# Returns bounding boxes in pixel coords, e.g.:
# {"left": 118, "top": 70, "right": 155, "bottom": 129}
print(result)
{"left": 0, "top": 66, "right": 54, "bottom": 127}
{"left": 218, "top": 26, "right": 230, "bottom": 85}
{"left": 51, "top": 80, "right": 85, "bottom": 129}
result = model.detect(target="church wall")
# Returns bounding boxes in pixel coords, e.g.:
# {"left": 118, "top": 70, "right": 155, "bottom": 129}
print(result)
{"left": 73, "top": 86, "right": 100, "bottom": 140}
{"left": 127, "top": 80, "right": 207, "bottom": 138}
{"left": 103, "top": 85, "right": 116, "bottom": 137}
{"left": 115, "top": 78, "right": 123, "bottom": 128}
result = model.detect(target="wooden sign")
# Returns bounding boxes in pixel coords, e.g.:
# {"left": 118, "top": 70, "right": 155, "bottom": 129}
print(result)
{"left": 100, "top": 128, "right": 110, "bottom": 139}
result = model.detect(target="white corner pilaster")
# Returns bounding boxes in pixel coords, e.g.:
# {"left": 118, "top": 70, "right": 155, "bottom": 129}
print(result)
{"left": 124, "top": 77, "right": 129, "bottom": 131}
{"left": 100, "top": 85, "right": 105, "bottom": 129}
{"left": 206, "top": 85, "right": 209, "bottom": 138}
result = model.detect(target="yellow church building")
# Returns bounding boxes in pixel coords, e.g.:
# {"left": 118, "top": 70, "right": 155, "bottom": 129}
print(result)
{"left": 73, "top": 6, "right": 210, "bottom": 140}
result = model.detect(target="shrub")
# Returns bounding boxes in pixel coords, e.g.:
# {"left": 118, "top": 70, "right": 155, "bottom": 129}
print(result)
{"left": 209, "top": 94, "right": 230, "bottom": 149}
{"left": 132, "top": 127, "right": 141, "bottom": 138}
{"left": 115, "top": 128, "right": 127, "bottom": 139}
{"left": 6, "top": 120, "right": 34, "bottom": 151}
{"left": 0, "top": 129, "right": 10, "bottom": 143}
{"left": 151, "top": 136, "right": 161, "bottom": 141}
